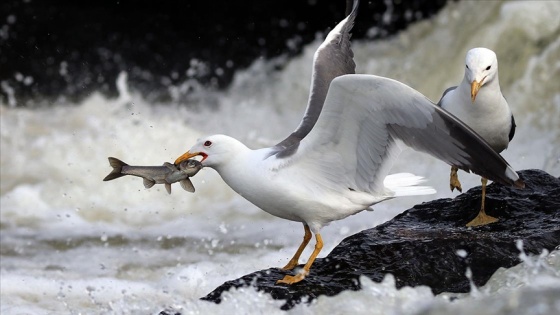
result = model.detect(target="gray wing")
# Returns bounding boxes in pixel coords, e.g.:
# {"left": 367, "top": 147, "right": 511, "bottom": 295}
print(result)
{"left": 509, "top": 114, "right": 516, "bottom": 141}
{"left": 502, "top": 94, "right": 516, "bottom": 142}
{"left": 436, "top": 86, "right": 457, "bottom": 107}
{"left": 272, "top": 0, "right": 359, "bottom": 157}
{"left": 293, "top": 74, "right": 524, "bottom": 194}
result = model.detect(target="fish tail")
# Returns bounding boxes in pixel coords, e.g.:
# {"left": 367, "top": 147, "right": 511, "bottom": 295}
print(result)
{"left": 103, "top": 157, "right": 128, "bottom": 181}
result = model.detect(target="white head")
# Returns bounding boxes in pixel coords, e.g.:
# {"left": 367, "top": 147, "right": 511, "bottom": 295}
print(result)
{"left": 174, "top": 134, "right": 248, "bottom": 168}
{"left": 464, "top": 47, "right": 499, "bottom": 102}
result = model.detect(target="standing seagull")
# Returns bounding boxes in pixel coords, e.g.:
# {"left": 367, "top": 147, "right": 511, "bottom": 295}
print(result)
{"left": 438, "top": 47, "right": 517, "bottom": 227}
{"left": 175, "top": 3, "right": 524, "bottom": 285}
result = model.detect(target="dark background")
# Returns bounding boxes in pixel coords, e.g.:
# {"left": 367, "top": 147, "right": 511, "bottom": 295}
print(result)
{"left": 1, "top": 0, "right": 452, "bottom": 105}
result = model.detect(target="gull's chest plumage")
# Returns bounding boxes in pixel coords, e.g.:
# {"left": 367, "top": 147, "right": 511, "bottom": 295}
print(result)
{"left": 212, "top": 152, "right": 310, "bottom": 222}
{"left": 442, "top": 86, "right": 511, "bottom": 152}
{"left": 213, "top": 151, "right": 368, "bottom": 229}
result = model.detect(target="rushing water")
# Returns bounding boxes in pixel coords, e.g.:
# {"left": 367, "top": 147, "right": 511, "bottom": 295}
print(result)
{"left": 1, "top": 1, "right": 559, "bottom": 314}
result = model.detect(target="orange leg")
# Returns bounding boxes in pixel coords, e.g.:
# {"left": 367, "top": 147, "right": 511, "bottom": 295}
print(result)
{"left": 277, "top": 232, "right": 323, "bottom": 285}
{"left": 281, "top": 224, "right": 312, "bottom": 270}
{"left": 466, "top": 177, "right": 499, "bottom": 226}
{"left": 450, "top": 166, "right": 463, "bottom": 192}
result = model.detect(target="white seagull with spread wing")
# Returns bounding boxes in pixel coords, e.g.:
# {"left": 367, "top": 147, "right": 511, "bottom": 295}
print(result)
{"left": 175, "top": 0, "right": 523, "bottom": 284}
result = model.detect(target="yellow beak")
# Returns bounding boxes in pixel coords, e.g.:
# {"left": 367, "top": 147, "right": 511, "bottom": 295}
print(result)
{"left": 174, "top": 151, "right": 204, "bottom": 165}
{"left": 470, "top": 79, "right": 484, "bottom": 102}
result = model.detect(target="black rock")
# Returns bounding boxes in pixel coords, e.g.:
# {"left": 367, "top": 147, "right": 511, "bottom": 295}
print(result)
{"left": 199, "top": 169, "right": 560, "bottom": 310}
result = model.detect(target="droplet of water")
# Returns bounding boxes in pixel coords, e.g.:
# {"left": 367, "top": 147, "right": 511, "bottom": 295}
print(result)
{"left": 456, "top": 249, "right": 468, "bottom": 258}
{"left": 219, "top": 222, "right": 228, "bottom": 234}
{"left": 211, "top": 239, "right": 219, "bottom": 248}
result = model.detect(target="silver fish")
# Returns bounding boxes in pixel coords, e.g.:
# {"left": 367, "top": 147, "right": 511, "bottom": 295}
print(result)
{"left": 103, "top": 157, "right": 202, "bottom": 194}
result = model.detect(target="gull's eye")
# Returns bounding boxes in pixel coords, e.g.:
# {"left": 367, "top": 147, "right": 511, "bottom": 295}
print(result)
{"left": 203, "top": 140, "right": 212, "bottom": 147}
{"left": 486, "top": 65, "right": 491, "bottom": 70}
{"left": 466, "top": 65, "right": 469, "bottom": 69}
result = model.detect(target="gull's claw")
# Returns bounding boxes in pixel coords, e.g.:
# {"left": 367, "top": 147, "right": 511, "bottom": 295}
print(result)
{"left": 450, "top": 166, "right": 463, "bottom": 193}
{"left": 466, "top": 177, "right": 498, "bottom": 226}
{"left": 276, "top": 272, "right": 307, "bottom": 285}
{"left": 466, "top": 210, "right": 499, "bottom": 227}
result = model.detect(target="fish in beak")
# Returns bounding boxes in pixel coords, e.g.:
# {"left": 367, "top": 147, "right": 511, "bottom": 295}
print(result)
{"left": 175, "top": 151, "right": 207, "bottom": 165}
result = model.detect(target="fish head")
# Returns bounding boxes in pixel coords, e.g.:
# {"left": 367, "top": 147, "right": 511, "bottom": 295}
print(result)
{"left": 178, "top": 159, "right": 203, "bottom": 176}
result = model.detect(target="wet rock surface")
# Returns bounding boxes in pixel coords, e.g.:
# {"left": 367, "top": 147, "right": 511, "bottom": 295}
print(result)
{"left": 194, "top": 169, "right": 559, "bottom": 310}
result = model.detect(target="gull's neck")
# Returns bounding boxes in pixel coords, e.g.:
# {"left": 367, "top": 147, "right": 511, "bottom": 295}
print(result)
{"left": 458, "top": 73, "right": 503, "bottom": 109}
{"left": 211, "top": 143, "right": 271, "bottom": 192}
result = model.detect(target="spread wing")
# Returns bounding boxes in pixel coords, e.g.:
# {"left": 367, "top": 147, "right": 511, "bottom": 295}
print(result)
{"left": 288, "top": 74, "right": 523, "bottom": 195}
{"left": 271, "top": 0, "right": 359, "bottom": 157}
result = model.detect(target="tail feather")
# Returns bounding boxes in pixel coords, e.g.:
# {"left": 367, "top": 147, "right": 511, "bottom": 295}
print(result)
{"left": 384, "top": 173, "right": 436, "bottom": 196}
{"left": 103, "top": 157, "right": 128, "bottom": 181}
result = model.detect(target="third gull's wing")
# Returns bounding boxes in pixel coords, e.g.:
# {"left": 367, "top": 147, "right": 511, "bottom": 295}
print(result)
{"left": 272, "top": 0, "right": 359, "bottom": 156}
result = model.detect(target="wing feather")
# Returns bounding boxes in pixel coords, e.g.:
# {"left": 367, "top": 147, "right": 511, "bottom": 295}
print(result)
{"left": 289, "top": 74, "right": 523, "bottom": 195}
{"left": 272, "top": 0, "right": 359, "bottom": 154}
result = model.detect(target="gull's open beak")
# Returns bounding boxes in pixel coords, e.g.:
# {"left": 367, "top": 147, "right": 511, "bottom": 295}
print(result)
{"left": 175, "top": 151, "right": 207, "bottom": 165}
{"left": 470, "top": 77, "right": 486, "bottom": 102}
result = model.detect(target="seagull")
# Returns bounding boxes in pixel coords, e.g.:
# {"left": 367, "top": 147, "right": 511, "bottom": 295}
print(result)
{"left": 438, "top": 47, "right": 517, "bottom": 227}
{"left": 174, "top": 1, "right": 524, "bottom": 284}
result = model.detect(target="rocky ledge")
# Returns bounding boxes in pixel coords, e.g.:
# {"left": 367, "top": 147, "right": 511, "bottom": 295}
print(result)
{"left": 169, "top": 169, "right": 560, "bottom": 312}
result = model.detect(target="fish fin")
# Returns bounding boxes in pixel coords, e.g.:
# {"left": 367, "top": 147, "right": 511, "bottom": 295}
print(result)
{"left": 143, "top": 178, "right": 155, "bottom": 189}
{"left": 103, "top": 157, "right": 128, "bottom": 181}
{"left": 163, "top": 162, "right": 177, "bottom": 171}
{"left": 165, "top": 183, "right": 172, "bottom": 194}
{"left": 180, "top": 179, "right": 195, "bottom": 193}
